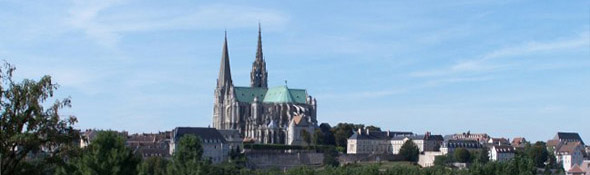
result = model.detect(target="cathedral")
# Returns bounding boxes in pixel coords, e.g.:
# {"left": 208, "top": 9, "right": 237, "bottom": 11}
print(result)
{"left": 212, "top": 26, "right": 318, "bottom": 145}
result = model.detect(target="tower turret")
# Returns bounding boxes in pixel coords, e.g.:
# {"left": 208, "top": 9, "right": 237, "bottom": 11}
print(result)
{"left": 250, "top": 23, "right": 268, "bottom": 88}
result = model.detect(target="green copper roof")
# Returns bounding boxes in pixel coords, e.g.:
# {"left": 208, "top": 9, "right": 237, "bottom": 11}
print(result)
{"left": 234, "top": 87, "right": 267, "bottom": 103}
{"left": 233, "top": 86, "right": 307, "bottom": 104}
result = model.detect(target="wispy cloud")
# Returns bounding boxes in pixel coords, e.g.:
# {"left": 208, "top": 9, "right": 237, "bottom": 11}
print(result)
{"left": 65, "top": 1, "right": 288, "bottom": 48}
{"left": 411, "top": 32, "right": 590, "bottom": 77}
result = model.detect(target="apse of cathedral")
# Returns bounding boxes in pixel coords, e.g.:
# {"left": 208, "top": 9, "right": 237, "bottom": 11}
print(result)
{"left": 212, "top": 25, "right": 318, "bottom": 145}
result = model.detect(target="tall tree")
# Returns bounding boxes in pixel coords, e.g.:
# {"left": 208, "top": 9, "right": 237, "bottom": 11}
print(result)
{"left": 525, "top": 141, "right": 549, "bottom": 167}
{"left": 454, "top": 148, "right": 471, "bottom": 163}
{"left": 301, "top": 130, "right": 311, "bottom": 146}
{"left": 399, "top": 139, "right": 420, "bottom": 162}
{"left": 167, "top": 134, "right": 209, "bottom": 175}
{"left": 56, "top": 131, "right": 140, "bottom": 175}
{"left": 312, "top": 129, "right": 325, "bottom": 145}
{"left": 0, "top": 62, "right": 80, "bottom": 175}
{"left": 138, "top": 157, "right": 168, "bottom": 175}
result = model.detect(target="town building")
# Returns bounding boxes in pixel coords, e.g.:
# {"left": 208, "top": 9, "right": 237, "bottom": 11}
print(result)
{"left": 567, "top": 164, "right": 586, "bottom": 175}
{"left": 170, "top": 127, "right": 229, "bottom": 164}
{"left": 487, "top": 138, "right": 510, "bottom": 146}
{"left": 556, "top": 141, "right": 585, "bottom": 172}
{"left": 440, "top": 140, "right": 483, "bottom": 155}
{"left": 489, "top": 145, "right": 515, "bottom": 162}
{"left": 553, "top": 132, "right": 585, "bottom": 145}
{"left": 217, "top": 129, "right": 243, "bottom": 152}
{"left": 127, "top": 132, "right": 171, "bottom": 159}
{"left": 449, "top": 132, "right": 490, "bottom": 143}
{"left": 390, "top": 132, "right": 444, "bottom": 154}
{"left": 346, "top": 129, "right": 413, "bottom": 154}
{"left": 212, "top": 26, "right": 318, "bottom": 145}
{"left": 511, "top": 137, "right": 527, "bottom": 149}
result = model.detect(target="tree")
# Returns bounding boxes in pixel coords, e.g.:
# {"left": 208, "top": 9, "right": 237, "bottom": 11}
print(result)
{"left": 138, "top": 157, "right": 168, "bottom": 175}
{"left": 301, "top": 130, "right": 311, "bottom": 146}
{"left": 330, "top": 123, "right": 364, "bottom": 149}
{"left": 365, "top": 125, "right": 381, "bottom": 131}
{"left": 319, "top": 123, "right": 336, "bottom": 146}
{"left": 0, "top": 62, "right": 81, "bottom": 175}
{"left": 57, "top": 131, "right": 140, "bottom": 175}
{"left": 323, "top": 146, "right": 340, "bottom": 167}
{"left": 472, "top": 149, "right": 489, "bottom": 164}
{"left": 167, "top": 134, "right": 209, "bottom": 175}
{"left": 454, "top": 148, "right": 471, "bottom": 163}
{"left": 312, "top": 129, "right": 325, "bottom": 145}
{"left": 433, "top": 155, "right": 452, "bottom": 167}
{"left": 399, "top": 139, "right": 419, "bottom": 162}
{"left": 525, "top": 141, "right": 549, "bottom": 167}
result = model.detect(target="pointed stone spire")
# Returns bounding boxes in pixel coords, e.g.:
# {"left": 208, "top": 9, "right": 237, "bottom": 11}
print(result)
{"left": 256, "top": 22, "right": 263, "bottom": 62}
{"left": 218, "top": 31, "right": 232, "bottom": 88}
{"left": 251, "top": 23, "right": 268, "bottom": 88}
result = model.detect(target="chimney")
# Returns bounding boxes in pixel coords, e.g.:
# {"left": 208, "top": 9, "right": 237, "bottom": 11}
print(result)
{"left": 387, "top": 130, "right": 391, "bottom": 137}
{"left": 366, "top": 128, "right": 370, "bottom": 135}
{"left": 358, "top": 128, "right": 362, "bottom": 135}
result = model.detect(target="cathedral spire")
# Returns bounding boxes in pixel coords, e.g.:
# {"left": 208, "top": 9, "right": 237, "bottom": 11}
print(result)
{"left": 256, "top": 22, "right": 263, "bottom": 62}
{"left": 218, "top": 31, "right": 232, "bottom": 88}
{"left": 251, "top": 23, "right": 268, "bottom": 88}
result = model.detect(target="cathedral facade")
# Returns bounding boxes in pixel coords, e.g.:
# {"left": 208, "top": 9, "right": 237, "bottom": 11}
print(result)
{"left": 212, "top": 26, "right": 318, "bottom": 145}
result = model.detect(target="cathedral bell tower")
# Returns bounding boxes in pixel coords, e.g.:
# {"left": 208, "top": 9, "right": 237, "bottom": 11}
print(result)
{"left": 213, "top": 31, "right": 233, "bottom": 129}
{"left": 250, "top": 23, "right": 268, "bottom": 88}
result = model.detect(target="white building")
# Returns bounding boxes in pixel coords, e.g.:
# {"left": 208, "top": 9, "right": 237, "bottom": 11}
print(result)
{"left": 170, "top": 127, "right": 229, "bottom": 164}
{"left": 418, "top": 151, "right": 444, "bottom": 167}
{"left": 489, "top": 145, "right": 515, "bottom": 162}
{"left": 390, "top": 132, "right": 443, "bottom": 154}
{"left": 347, "top": 129, "right": 413, "bottom": 154}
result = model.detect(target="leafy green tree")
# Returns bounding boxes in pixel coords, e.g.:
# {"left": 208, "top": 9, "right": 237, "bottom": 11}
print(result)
{"left": 364, "top": 125, "right": 381, "bottom": 131}
{"left": 138, "top": 156, "right": 168, "bottom": 175}
{"left": 323, "top": 146, "right": 340, "bottom": 167}
{"left": 312, "top": 129, "right": 325, "bottom": 145}
{"left": 433, "top": 155, "right": 452, "bottom": 167}
{"left": 330, "top": 123, "right": 364, "bottom": 149}
{"left": 57, "top": 131, "right": 140, "bottom": 175}
{"left": 399, "top": 139, "right": 420, "bottom": 162}
{"left": 472, "top": 149, "right": 489, "bottom": 164}
{"left": 301, "top": 130, "right": 311, "bottom": 146}
{"left": 167, "top": 134, "right": 209, "bottom": 175}
{"left": 0, "top": 62, "right": 81, "bottom": 175}
{"left": 318, "top": 123, "right": 335, "bottom": 146}
{"left": 525, "top": 141, "right": 548, "bottom": 167}
{"left": 454, "top": 148, "right": 471, "bottom": 163}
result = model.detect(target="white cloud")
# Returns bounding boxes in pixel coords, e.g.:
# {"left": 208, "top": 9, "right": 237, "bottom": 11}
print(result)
{"left": 411, "top": 32, "right": 589, "bottom": 77}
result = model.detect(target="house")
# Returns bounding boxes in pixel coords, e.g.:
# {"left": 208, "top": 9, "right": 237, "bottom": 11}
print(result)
{"left": 579, "top": 160, "right": 590, "bottom": 175}
{"left": 554, "top": 132, "right": 585, "bottom": 145}
{"left": 346, "top": 129, "right": 413, "bottom": 154}
{"left": 127, "top": 132, "right": 171, "bottom": 159}
{"left": 287, "top": 115, "right": 316, "bottom": 145}
{"left": 440, "top": 140, "right": 483, "bottom": 155}
{"left": 170, "top": 127, "right": 229, "bottom": 164}
{"left": 556, "top": 141, "right": 585, "bottom": 171}
{"left": 511, "top": 137, "right": 527, "bottom": 149}
{"left": 489, "top": 145, "right": 515, "bottom": 162}
{"left": 418, "top": 151, "right": 444, "bottom": 167}
{"left": 390, "top": 132, "right": 443, "bottom": 154}
{"left": 449, "top": 132, "right": 490, "bottom": 143}
{"left": 568, "top": 164, "right": 586, "bottom": 175}
{"left": 488, "top": 138, "right": 510, "bottom": 146}
{"left": 218, "top": 129, "right": 243, "bottom": 152}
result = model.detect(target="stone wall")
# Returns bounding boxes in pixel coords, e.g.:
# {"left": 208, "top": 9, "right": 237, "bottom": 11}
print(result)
{"left": 245, "top": 150, "right": 324, "bottom": 170}
{"left": 339, "top": 153, "right": 403, "bottom": 165}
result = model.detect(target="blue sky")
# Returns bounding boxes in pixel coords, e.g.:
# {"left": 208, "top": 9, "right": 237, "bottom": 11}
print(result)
{"left": 1, "top": 0, "right": 589, "bottom": 142}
